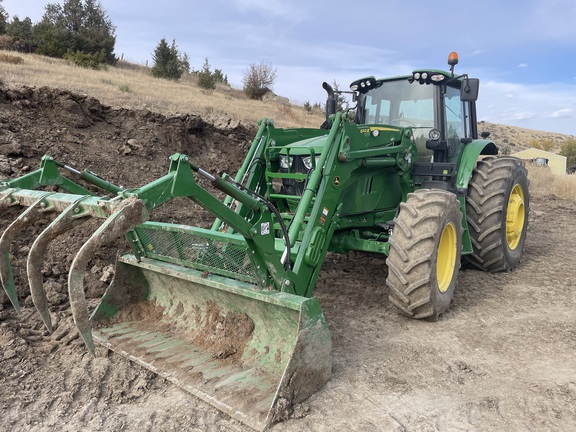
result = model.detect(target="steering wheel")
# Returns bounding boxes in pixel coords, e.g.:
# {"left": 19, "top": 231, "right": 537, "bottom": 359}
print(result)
{"left": 389, "top": 118, "right": 417, "bottom": 127}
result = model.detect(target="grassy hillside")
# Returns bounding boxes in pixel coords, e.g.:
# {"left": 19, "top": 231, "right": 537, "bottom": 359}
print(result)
{"left": 1, "top": 51, "right": 575, "bottom": 203}
{"left": 1, "top": 50, "right": 574, "bottom": 157}
{"left": 0, "top": 51, "right": 325, "bottom": 129}
{"left": 478, "top": 121, "right": 575, "bottom": 154}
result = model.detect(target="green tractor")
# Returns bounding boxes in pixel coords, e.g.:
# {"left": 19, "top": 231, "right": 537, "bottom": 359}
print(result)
{"left": 0, "top": 52, "right": 528, "bottom": 430}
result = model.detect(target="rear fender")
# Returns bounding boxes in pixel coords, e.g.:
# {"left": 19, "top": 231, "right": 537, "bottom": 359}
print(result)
{"left": 456, "top": 140, "right": 498, "bottom": 254}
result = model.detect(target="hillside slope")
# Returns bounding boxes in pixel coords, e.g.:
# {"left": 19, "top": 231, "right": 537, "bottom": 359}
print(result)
{"left": 1, "top": 50, "right": 575, "bottom": 151}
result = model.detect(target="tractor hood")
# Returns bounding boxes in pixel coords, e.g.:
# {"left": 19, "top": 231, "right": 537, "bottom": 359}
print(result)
{"left": 278, "top": 134, "right": 328, "bottom": 157}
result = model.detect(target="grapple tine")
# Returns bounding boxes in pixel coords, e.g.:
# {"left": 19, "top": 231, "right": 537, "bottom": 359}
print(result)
{"left": 27, "top": 197, "right": 91, "bottom": 333}
{"left": 0, "top": 192, "right": 55, "bottom": 312}
{"left": 68, "top": 198, "right": 148, "bottom": 354}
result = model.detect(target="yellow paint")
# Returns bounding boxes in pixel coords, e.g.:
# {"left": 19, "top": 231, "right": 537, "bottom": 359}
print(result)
{"left": 506, "top": 184, "right": 525, "bottom": 250}
{"left": 370, "top": 126, "right": 400, "bottom": 132}
{"left": 437, "top": 222, "right": 457, "bottom": 293}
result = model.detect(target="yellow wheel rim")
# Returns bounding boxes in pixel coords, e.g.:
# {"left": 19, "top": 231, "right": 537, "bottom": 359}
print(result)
{"left": 437, "top": 222, "right": 457, "bottom": 293}
{"left": 506, "top": 184, "right": 525, "bottom": 250}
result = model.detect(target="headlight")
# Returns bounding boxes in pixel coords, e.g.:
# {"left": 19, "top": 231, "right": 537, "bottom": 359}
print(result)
{"left": 302, "top": 156, "right": 320, "bottom": 170}
{"left": 429, "top": 128, "right": 441, "bottom": 141}
{"left": 279, "top": 155, "right": 291, "bottom": 169}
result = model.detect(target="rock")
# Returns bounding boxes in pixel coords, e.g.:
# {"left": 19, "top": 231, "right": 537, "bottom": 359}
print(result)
{"left": 0, "top": 155, "right": 14, "bottom": 175}
{"left": 3, "top": 349, "right": 17, "bottom": 360}
{"left": 99, "top": 264, "right": 114, "bottom": 283}
{"left": 262, "top": 91, "right": 290, "bottom": 105}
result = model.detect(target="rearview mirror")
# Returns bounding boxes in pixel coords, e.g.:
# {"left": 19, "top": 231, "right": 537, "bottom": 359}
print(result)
{"left": 461, "top": 78, "right": 479, "bottom": 102}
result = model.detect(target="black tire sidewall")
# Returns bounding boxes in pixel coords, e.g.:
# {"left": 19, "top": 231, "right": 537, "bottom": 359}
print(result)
{"left": 465, "top": 156, "right": 530, "bottom": 272}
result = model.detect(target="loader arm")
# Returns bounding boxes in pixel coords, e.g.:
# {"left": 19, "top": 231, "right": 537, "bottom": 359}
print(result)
{"left": 229, "top": 114, "right": 415, "bottom": 298}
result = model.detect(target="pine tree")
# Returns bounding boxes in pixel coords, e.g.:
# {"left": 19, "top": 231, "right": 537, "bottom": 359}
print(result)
{"left": 7, "top": 17, "right": 36, "bottom": 52}
{"left": 197, "top": 58, "right": 216, "bottom": 89}
{"left": 35, "top": 0, "right": 116, "bottom": 65}
{"left": 151, "top": 38, "right": 188, "bottom": 80}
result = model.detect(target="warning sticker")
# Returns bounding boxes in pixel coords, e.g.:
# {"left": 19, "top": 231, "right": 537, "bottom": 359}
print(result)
{"left": 319, "top": 207, "right": 329, "bottom": 225}
{"left": 261, "top": 222, "right": 270, "bottom": 235}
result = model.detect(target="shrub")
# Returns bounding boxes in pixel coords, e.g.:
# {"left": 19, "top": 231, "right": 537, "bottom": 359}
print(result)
{"left": 0, "top": 34, "right": 13, "bottom": 49}
{"left": 560, "top": 139, "right": 576, "bottom": 169}
{"left": 64, "top": 49, "right": 108, "bottom": 69}
{"left": 529, "top": 138, "right": 555, "bottom": 151}
{"left": 242, "top": 60, "right": 277, "bottom": 100}
{"left": 0, "top": 53, "right": 24, "bottom": 64}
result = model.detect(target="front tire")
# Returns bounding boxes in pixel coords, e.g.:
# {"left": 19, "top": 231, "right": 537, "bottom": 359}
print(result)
{"left": 465, "top": 156, "right": 530, "bottom": 272}
{"left": 386, "top": 189, "right": 463, "bottom": 321}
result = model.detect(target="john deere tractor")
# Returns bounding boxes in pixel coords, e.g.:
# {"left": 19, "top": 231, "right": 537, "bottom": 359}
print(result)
{"left": 0, "top": 52, "right": 528, "bottom": 430}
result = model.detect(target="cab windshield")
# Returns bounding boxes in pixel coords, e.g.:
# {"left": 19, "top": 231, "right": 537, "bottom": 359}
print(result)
{"left": 357, "top": 78, "right": 435, "bottom": 131}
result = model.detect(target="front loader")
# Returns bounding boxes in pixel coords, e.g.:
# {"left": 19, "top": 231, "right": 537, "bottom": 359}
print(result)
{"left": 0, "top": 52, "right": 529, "bottom": 430}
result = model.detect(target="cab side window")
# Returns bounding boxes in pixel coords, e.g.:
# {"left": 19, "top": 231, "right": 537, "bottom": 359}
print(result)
{"left": 445, "top": 86, "right": 465, "bottom": 147}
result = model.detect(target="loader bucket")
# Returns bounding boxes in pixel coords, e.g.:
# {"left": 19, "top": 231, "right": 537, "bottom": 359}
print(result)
{"left": 89, "top": 222, "right": 332, "bottom": 431}
{"left": 91, "top": 254, "right": 331, "bottom": 431}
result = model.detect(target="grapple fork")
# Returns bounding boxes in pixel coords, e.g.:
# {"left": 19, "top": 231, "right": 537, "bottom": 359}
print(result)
{"left": 27, "top": 196, "right": 97, "bottom": 332}
{"left": 0, "top": 151, "right": 332, "bottom": 431}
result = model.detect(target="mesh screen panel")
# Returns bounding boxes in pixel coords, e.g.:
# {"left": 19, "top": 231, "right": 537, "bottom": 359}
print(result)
{"left": 134, "top": 224, "right": 257, "bottom": 284}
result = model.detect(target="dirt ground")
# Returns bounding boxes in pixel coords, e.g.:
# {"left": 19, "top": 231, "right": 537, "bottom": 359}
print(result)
{"left": 1, "top": 85, "right": 575, "bottom": 432}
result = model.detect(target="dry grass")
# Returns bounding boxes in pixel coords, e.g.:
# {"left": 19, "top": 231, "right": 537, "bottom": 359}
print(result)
{"left": 527, "top": 164, "right": 576, "bottom": 201}
{"left": 0, "top": 53, "right": 24, "bottom": 64}
{"left": 0, "top": 50, "right": 324, "bottom": 129}
{"left": 480, "top": 121, "right": 575, "bottom": 153}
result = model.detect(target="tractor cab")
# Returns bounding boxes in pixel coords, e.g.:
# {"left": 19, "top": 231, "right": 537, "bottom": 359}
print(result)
{"left": 345, "top": 52, "right": 494, "bottom": 192}
{"left": 352, "top": 65, "right": 478, "bottom": 154}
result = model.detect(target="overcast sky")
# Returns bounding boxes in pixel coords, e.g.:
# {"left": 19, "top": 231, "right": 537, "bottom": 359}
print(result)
{"left": 3, "top": 0, "right": 576, "bottom": 135}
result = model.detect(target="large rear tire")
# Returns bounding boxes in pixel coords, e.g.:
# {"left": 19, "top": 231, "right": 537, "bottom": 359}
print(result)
{"left": 386, "top": 189, "right": 463, "bottom": 321}
{"left": 464, "top": 156, "right": 530, "bottom": 272}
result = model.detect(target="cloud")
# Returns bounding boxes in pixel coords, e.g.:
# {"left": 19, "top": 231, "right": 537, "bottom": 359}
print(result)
{"left": 549, "top": 108, "right": 573, "bottom": 118}
{"left": 514, "top": 111, "right": 535, "bottom": 120}
{"left": 517, "top": 63, "right": 528, "bottom": 68}
{"left": 223, "top": 0, "right": 306, "bottom": 23}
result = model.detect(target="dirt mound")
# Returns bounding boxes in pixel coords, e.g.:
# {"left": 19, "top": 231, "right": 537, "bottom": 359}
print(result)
{"left": 0, "top": 85, "right": 253, "bottom": 182}
{"left": 1, "top": 84, "right": 576, "bottom": 432}
{"left": 0, "top": 83, "right": 256, "bottom": 306}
